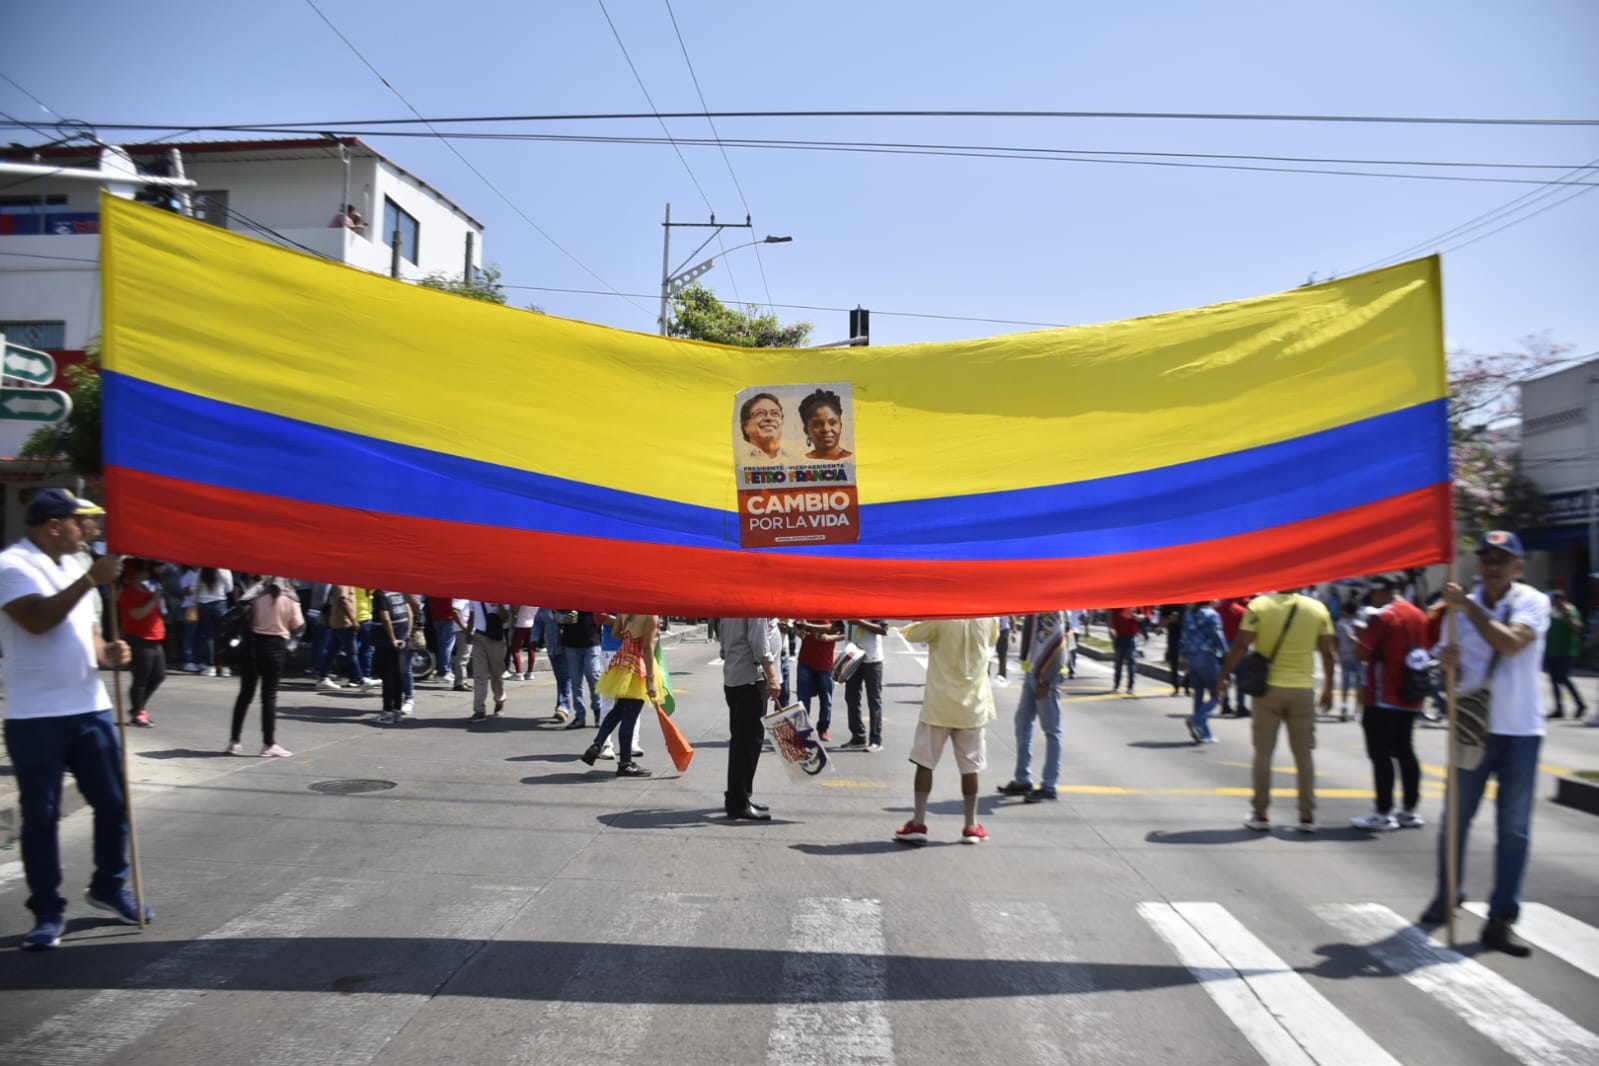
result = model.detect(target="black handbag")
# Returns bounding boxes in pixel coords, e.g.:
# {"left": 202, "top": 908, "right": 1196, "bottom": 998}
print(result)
{"left": 1239, "top": 599, "right": 1300, "bottom": 697}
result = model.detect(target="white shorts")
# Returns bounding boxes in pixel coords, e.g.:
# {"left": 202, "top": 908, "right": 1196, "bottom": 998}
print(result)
{"left": 908, "top": 721, "right": 987, "bottom": 774}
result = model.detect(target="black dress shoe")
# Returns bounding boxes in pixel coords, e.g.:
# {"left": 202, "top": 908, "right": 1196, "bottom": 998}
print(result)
{"left": 1419, "top": 892, "right": 1466, "bottom": 925}
{"left": 726, "top": 804, "right": 771, "bottom": 821}
{"left": 616, "top": 762, "right": 652, "bottom": 778}
{"left": 749, "top": 800, "right": 769, "bottom": 812}
{"left": 580, "top": 744, "right": 600, "bottom": 767}
{"left": 1481, "top": 917, "right": 1532, "bottom": 957}
{"left": 564, "top": 718, "right": 589, "bottom": 730}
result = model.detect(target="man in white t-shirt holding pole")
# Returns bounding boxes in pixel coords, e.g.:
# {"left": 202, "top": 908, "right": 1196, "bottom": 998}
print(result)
{"left": 1421, "top": 530, "right": 1550, "bottom": 957}
{"left": 0, "top": 489, "right": 143, "bottom": 951}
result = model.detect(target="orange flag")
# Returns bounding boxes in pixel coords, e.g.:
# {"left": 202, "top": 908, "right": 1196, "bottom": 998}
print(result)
{"left": 655, "top": 701, "right": 694, "bottom": 772}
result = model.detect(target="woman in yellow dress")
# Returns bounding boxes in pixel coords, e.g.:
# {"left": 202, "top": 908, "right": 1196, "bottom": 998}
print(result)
{"left": 583, "top": 614, "right": 660, "bottom": 777}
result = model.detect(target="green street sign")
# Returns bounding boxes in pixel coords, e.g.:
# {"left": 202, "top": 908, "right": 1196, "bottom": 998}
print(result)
{"left": 0, "top": 388, "right": 71, "bottom": 423}
{"left": 0, "top": 338, "right": 56, "bottom": 385}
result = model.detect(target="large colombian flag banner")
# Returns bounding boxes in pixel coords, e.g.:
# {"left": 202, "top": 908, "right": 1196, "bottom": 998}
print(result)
{"left": 99, "top": 195, "right": 1451, "bottom": 617}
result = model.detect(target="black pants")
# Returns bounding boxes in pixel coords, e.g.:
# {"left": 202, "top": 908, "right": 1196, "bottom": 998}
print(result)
{"left": 995, "top": 630, "right": 1010, "bottom": 678}
{"left": 845, "top": 660, "right": 883, "bottom": 745}
{"left": 127, "top": 636, "right": 166, "bottom": 713}
{"left": 231, "top": 634, "right": 286, "bottom": 745}
{"left": 724, "top": 682, "right": 767, "bottom": 812}
{"left": 374, "top": 637, "right": 404, "bottom": 712}
{"left": 1361, "top": 704, "right": 1421, "bottom": 814}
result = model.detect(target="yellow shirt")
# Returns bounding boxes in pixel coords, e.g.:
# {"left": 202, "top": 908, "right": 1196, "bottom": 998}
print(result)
{"left": 355, "top": 587, "right": 374, "bottom": 622}
{"left": 901, "top": 617, "right": 1000, "bottom": 728}
{"left": 1242, "top": 593, "right": 1333, "bottom": 690}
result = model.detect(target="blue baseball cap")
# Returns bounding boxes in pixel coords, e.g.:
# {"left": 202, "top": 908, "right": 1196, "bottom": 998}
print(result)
{"left": 1475, "top": 530, "right": 1524, "bottom": 558}
{"left": 25, "top": 488, "right": 105, "bottom": 526}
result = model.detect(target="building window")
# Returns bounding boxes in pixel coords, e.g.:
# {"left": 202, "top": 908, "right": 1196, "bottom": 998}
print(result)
{"left": 382, "top": 197, "right": 419, "bottom": 264}
{"left": 0, "top": 194, "right": 68, "bottom": 215}
{"left": 193, "top": 190, "right": 230, "bottom": 228}
{"left": 0, "top": 321, "right": 67, "bottom": 349}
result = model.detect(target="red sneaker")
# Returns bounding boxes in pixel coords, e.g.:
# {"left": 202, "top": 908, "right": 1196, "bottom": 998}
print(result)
{"left": 893, "top": 820, "right": 928, "bottom": 845}
{"left": 132, "top": 710, "right": 152, "bottom": 727}
{"left": 961, "top": 824, "right": 990, "bottom": 844}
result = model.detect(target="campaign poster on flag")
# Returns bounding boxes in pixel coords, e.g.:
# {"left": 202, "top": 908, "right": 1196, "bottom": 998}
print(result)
{"left": 733, "top": 383, "right": 859, "bottom": 548}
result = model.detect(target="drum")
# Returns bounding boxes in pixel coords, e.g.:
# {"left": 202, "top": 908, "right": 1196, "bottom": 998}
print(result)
{"left": 831, "top": 641, "right": 865, "bottom": 683}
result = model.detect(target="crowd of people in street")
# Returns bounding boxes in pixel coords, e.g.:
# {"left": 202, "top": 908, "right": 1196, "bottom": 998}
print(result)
{"left": 0, "top": 488, "right": 1592, "bottom": 960}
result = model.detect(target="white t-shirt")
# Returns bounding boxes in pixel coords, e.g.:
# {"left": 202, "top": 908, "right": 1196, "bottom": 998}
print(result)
{"left": 194, "top": 570, "right": 233, "bottom": 604}
{"left": 515, "top": 605, "right": 539, "bottom": 627}
{"left": 0, "top": 538, "right": 110, "bottom": 720}
{"left": 848, "top": 620, "right": 886, "bottom": 663}
{"left": 1456, "top": 581, "right": 1549, "bottom": 737}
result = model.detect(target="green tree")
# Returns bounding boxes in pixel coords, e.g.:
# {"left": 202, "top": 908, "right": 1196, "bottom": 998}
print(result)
{"left": 667, "top": 285, "right": 811, "bottom": 348}
{"left": 20, "top": 340, "right": 103, "bottom": 476}
{"left": 1448, "top": 333, "right": 1571, "bottom": 533}
{"left": 418, "top": 265, "right": 508, "bottom": 305}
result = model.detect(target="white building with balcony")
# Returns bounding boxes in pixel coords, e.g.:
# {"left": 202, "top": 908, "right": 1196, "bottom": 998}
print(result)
{"left": 0, "top": 137, "right": 484, "bottom": 539}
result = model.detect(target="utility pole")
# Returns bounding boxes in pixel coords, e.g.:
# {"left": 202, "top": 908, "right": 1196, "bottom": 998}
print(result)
{"left": 659, "top": 203, "right": 762, "bottom": 336}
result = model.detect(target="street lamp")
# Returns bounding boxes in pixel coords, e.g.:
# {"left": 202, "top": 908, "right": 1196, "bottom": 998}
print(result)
{"left": 658, "top": 202, "right": 791, "bottom": 335}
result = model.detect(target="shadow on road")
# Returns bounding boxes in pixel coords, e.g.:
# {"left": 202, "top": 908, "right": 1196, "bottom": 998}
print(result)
{"left": 1143, "top": 827, "right": 1271, "bottom": 845}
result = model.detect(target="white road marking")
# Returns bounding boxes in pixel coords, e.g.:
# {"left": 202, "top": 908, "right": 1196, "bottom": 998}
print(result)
{"left": 518, "top": 892, "right": 714, "bottom": 1066}
{"left": 1462, "top": 901, "right": 1599, "bottom": 981}
{"left": 2, "top": 878, "right": 371, "bottom": 1066}
{"left": 251, "top": 883, "right": 536, "bottom": 1066}
{"left": 970, "top": 900, "right": 1128, "bottom": 1064}
{"left": 768, "top": 897, "right": 894, "bottom": 1066}
{"left": 1315, "top": 902, "right": 1599, "bottom": 1066}
{"left": 1139, "top": 901, "right": 1401, "bottom": 1066}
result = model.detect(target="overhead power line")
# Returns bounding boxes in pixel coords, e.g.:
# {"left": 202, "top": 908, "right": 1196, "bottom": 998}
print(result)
{"left": 300, "top": 0, "right": 647, "bottom": 316}
{"left": 41, "top": 108, "right": 1599, "bottom": 131}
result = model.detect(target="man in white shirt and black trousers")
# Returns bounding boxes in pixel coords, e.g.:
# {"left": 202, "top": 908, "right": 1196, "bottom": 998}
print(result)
{"left": 1421, "top": 530, "right": 1550, "bottom": 957}
{"left": 0, "top": 489, "right": 144, "bottom": 950}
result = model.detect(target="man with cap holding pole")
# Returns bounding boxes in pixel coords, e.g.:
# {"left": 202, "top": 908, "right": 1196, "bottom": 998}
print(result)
{"left": 1420, "top": 530, "right": 1548, "bottom": 956}
{"left": 0, "top": 488, "right": 147, "bottom": 950}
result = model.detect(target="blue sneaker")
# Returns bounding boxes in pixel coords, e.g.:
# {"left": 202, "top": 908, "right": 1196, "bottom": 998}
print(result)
{"left": 21, "top": 917, "right": 64, "bottom": 950}
{"left": 85, "top": 887, "right": 153, "bottom": 925}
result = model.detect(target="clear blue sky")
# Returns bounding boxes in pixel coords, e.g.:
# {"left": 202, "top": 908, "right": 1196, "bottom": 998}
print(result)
{"left": 5, "top": 2, "right": 1596, "bottom": 355}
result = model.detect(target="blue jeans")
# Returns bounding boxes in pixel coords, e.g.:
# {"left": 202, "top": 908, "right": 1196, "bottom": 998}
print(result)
{"left": 547, "top": 638, "right": 571, "bottom": 708}
{"left": 433, "top": 619, "right": 457, "bottom": 677}
{"left": 1013, "top": 679, "right": 1063, "bottom": 788}
{"left": 1112, "top": 635, "right": 1138, "bottom": 690}
{"left": 561, "top": 645, "right": 603, "bottom": 722}
{"left": 796, "top": 663, "right": 834, "bottom": 732}
{"left": 329, "top": 628, "right": 363, "bottom": 683}
{"left": 4, "top": 711, "right": 130, "bottom": 920}
{"left": 197, "top": 599, "right": 227, "bottom": 668}
{"left": 356, "top": 620, "right": 376, "bottom": 679}
{"left": 1435, "top": 733, "right": 1541, "bottom": 921}
{"left": 311, "top": 623, "right": 334, "bottom": 677}
{"left": 1188, "top": 657, "right": 1221, "bottom": 739}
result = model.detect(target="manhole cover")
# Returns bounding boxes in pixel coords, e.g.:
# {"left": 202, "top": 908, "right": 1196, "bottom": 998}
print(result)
{"left": 309, "top": 779, "right": 396, "bottom": 795}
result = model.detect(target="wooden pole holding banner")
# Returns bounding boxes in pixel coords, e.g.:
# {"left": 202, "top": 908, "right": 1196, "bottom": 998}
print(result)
{"left": 1444, "top": 557, "right": 1460, "bottom": 947}
{"left": 105, "top": 574, "right": 149, "bottom": 929}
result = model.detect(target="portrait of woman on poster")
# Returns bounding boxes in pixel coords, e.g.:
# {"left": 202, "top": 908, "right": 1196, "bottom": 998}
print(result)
{"left": 800, "top": 388, "right": 853, "bottom": 461}
{"left": 739, "top": 391, "right": 798, "bottom": 463}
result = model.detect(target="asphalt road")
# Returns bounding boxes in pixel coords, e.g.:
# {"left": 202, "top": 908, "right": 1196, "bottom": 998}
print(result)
{"left": 1, "top": 626, "right": 1596, "bottom": 1066}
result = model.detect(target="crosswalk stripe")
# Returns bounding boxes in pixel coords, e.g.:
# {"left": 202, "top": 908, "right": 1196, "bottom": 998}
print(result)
{"left": 1314, "top": 902, "right": 1599, "bottom": 1066}
{"left": 249, "top": 884, "right": 536, "bottom": 1066}
{"left": 1462, "top": 902, "right": 1599, "bottom": 982}
{"left": 1139, "top": 901, "right": 1402, "bottom": 1066}
{"left": 969, "top": 901, "right": 1116, "bottom": 1062}
{"left": 768, "top": 897, "right": 894, "bottom": 1066}
{"left": 2, "top": 877, "right": 372, "bottom": 1066}
{"left": 519, "top": 892, "right": 715, "bottom": 1066}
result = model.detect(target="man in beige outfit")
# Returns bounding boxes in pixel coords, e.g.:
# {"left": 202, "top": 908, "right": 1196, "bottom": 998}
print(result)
{"left": 1220, "top": 589, "right": 1335, "bottom": 833}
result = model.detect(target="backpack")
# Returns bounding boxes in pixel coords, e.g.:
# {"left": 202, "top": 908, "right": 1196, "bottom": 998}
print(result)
{"left": 220, "top": 598, "right": 257, "bottom": 667}
{"left": 1399, "top": 645, "right": 1433, "bottom": 704}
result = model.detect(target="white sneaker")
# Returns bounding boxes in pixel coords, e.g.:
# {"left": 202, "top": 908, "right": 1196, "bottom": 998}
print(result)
{"left": 631, "top": 746, "right": 644, "bottom": 757}
{"left": 400, "top": 699, "right": 414, "bottom": 714}
{"left": 318, "top": 677, "right": 343, "bottom": 691}
{"left": 184, "top": 662, "right": 202, "bottom": 673}
{"left": 358, "top": 677, "right": 379, "bottom": 693}
{"left": 375, "top": 711, "right": 397, "bottom": 724}
{"left": 440, "top": 673, "right": 455, "bottom": 685}
{"left": 260, "top": 744, "right": 294, "bottom": 757}
{"left": 1394, "top": 808, "right": 1426, "bottom": 829}
{"left": 1350, "top": 811, "right": 1398, "bottom": 832}
{"left": 599, "top": 742, "right": 616, "bottom": 760}
{"left": 201, "top": 667, "right": 217, "bottom": 677}
{"left": 521, "top": 672, "right": 533, "bottom": 681}
{"left": 220, "top": 667, "right": 232, "bottom": 677}
{"left": 502, "top": 670, "right": 517, "bottom": 680}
